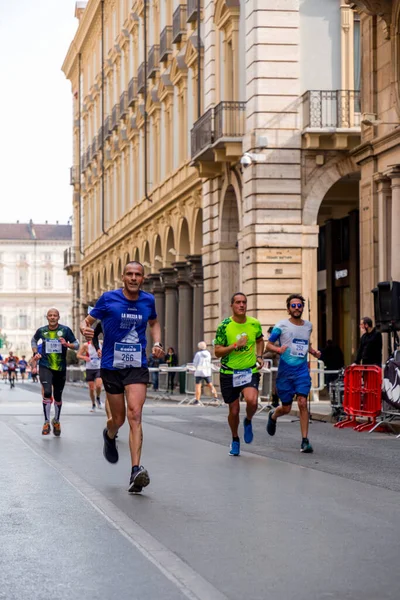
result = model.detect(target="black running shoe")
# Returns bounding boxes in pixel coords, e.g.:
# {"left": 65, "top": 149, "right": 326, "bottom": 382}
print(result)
{"left": 128, "top": 466, "right": 150, "bottom": 493}
{"left": 103, "top": 428, "right": 119, "bottom": 464}
{"left": 300, "top": 438, "right": 313, "bottom": 453}
{"left": 266, "top": 411, "right": 277, "bottom": 436}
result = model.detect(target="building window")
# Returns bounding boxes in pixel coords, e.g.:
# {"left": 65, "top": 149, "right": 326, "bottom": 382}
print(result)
{"left": 18, "top": 269, "right": 28, "bottom": 289}
{"left": 0, "top": 269, "right": 3, "bottom": 288}
{"left": 19, "top": 313, "right": 28, "bottom": 330}
{"left": 44, "top": 270, "right": 52, "bottom": 289}
{"left": 44, "top": 253, "right": 52, "bottom": 262}
{"left": 19, "top": 253, "right": 27, "bottom": 262}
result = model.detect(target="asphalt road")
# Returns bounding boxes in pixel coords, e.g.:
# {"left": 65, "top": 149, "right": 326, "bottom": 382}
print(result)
{"left": 1, "top": 381, "right": 399, "bottom": 600}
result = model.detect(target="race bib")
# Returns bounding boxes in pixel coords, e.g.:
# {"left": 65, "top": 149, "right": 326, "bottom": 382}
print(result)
{"left": 290, "top": 338, "right": 308, "bottom": 358}
{"left": 45, "top": 340, "right": 62, "bottom": 354}
{"left": 113, "top": 343, "right": 142, "bottom": 369}
{"left": 233, "top": 368, "right": 252, "bottom": 388}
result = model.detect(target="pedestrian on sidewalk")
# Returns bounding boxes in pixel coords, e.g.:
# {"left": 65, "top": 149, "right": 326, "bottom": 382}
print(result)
{"left": 355, "top": 317, "right": 382, "bottom": 367}
{"left": 265, "top": 294, "right": 321, "bottom": 453}
{"left": 193, "top": 341, "right": 218, "bottom": 404}
{"left": 214, "top": 292, "right": 264, "bottom": 456}
{"left": 148, "top": 351, "right": 164, "bottom": 390}
{"left": 166, "top": 347, "right": 178, "bottom": 393}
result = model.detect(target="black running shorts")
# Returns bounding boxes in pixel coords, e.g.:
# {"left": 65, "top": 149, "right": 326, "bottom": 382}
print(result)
{"left": 86, "top": 369, "right": 101, "bottom": 382}
{"left": 220, "top": 372, "right": 260, "bottom": 404}
{"left": 100, "top": 367, "right": 149, "bottom": 395}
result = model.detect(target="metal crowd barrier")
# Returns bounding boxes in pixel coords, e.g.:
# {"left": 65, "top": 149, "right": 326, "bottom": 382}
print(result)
{"left": 334, "top": 365, "right": 382, "bottom": 432}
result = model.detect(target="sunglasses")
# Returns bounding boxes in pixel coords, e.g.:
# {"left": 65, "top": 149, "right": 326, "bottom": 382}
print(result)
{"left": 290, "top": 303, "right": 303, "bottom": 309}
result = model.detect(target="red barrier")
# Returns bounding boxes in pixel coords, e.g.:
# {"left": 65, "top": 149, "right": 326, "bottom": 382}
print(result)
{"left": 334, "top": 365, "right": 382, "bottom": 432}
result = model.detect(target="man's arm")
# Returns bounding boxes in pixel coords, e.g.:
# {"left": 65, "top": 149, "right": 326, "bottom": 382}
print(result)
{"left": 92, "top": 322, "right": 103, "bottom": 351}
{"left": 308, "top": 343, "right": 321, "bottom": 359}
{"left": 148, "top": 319, "right": 164, "bottom": 358}
{"left": 31, "top": 329, "right": 41, "bottom": 354}
{"left": 76, "top": 343, "right": 89, "bottom": 362}
{"left": 80, "top": 315, "right": 97, "bottom": 340}
{"left": 256, "top": 337, "right": 265, "bottom": 368}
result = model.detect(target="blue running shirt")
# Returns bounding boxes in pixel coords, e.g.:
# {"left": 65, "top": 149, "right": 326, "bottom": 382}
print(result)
{"left": 89, "top": 289, "right": 157, "bottom": 370}
{"left": 269, "top": 319, "right": 313, "bottom": 374}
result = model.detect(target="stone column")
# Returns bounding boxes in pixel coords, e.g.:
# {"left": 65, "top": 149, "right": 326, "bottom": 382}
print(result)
{"left": 148, "top": 273, "right": 165, "bottom": 346}
{"left": 173, "top": 261, "right": 193, "bottom": 365}
{"left": 349, "top": 210, "right": 360, "bottom": 360}
{"left": 187, "top": 255, "right": 204, "bottom": 350}
{"left": 388, "top": 169, "right": 400, "bottom": 280}
{"left": 160, "top": 268, "right": 178, "bottom": 353}
{"left": 375, "top": 175, "right": 391, "bottom": 281}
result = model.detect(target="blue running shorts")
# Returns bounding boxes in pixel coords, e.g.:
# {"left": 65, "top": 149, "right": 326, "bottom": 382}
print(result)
{"left": 276, "top": 368, "right": 311, "bottom": 405}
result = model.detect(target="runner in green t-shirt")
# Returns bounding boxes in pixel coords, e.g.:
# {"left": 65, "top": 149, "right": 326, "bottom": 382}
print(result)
{"left": 214, "top": 292, "right": 264, "bottom": 456}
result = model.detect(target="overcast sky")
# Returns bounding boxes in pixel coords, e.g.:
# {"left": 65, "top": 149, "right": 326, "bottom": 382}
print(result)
{"left": 0, "top": 0, "right": 78, "bottom": 225}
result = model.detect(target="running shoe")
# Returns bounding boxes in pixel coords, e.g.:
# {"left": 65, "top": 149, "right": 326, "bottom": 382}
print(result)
{"left": 90, "top": 405, "right": 96, "bottom": 412}
{"left": 128, "top": 466, "right": 150, "bottom": 493}
{"left": 243, "top": 418, "right": 253, "bottom": 444}
{"left": 300, "top": 438, "right": 313, "bottom": 453}
{"left": 96, "top": 398, "right": 102, "bottom": 409}
{"left": 103, "top": 428, "right": 119, "bottom": 464}
{"left": 229, "top": 440, "right": 240, "bottom": 456}
{"left": 42, "top": 422, "right": 51, "bottom": 435}
{"left": 266, "top": 411, "right": 277, "bottom": 436}
{"left": 52, "top": 419, "right": 61, "bottom": 437}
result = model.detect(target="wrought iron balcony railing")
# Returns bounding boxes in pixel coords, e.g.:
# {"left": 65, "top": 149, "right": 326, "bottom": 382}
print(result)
{"left": 128, "top": 77, "right": 138, "bottom": 106}
{"left": 138, "top": 62, "right": 145, "bottom": 94}
{"left": 187, "top": 0, "right": 202, "bottom": 23}
{"left": 173, "top": 5, "right": 187, "bottom": 43}
{"left": 64, "top": 247, "right": 79, "bottom": 270}
{"left": 104, "top": 116, "right": 112, "bottom": 140}
{"left": 70, "top": 166, "right": 79, "bottom": 186}
{"left": 92, "top": 136, "right": 97, "bottom": 158}
{"left": 191, "top": 107, "right": 213, "bottom": 158}
{"left": 148, "top": 45, "right": 160, "bottom": 78}
{"left": 120, "top": 91, "right": 128, "bottom": 118}
{"left": 86, "top": 145, "right": 92, "bottom": 165}
{"left": 214, "top": 101, "right": 246, "bottom": 140}
{"left": 80, "top": 153, "right": 86, "bottom": 172}
{"left": 96, "top": 126, "right": 103, "bottom": 150}
{"left": 160, "top": 26, "right": 173, "bottom": 62}
{"left": 302, "top": 90, "right": 361, "bottom": 129}
{"left": 111, "top": 103, "right": 120, "bottom": 130}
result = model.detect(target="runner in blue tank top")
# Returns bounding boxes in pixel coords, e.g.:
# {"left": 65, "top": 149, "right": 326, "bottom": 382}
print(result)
{"left": 80, "top": 261, "right": 164, "bottom": 493}
{"left": 265, "top": 294, "right": 321, "bottom": 454}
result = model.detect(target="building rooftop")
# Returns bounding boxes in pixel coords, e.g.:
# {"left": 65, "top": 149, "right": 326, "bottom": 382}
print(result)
{"left": 0, "top": 222, "right": 72, "bottom": 242}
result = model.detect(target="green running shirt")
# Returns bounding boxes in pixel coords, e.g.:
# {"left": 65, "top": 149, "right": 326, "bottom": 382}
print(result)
{"left": 32, "top": 325, "right": 77, "bottom": 372}
{"left": 214, "top": 316, "right": 264, "bottom": 374}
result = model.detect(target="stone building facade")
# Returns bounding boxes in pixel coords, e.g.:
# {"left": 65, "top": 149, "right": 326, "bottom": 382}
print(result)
{"left": 63, "top": 0, "right": 362, "bottom": 365}
{"left": 0, "top": 223, "right": 73, "bottom": 356}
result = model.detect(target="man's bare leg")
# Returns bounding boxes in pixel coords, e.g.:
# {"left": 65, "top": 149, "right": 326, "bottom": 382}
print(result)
{"left": 125, "top": 383, "right": 147, "bottom": 466}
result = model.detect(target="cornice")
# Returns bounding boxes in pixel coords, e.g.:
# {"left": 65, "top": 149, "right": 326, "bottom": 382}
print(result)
{"left": 62, "top": 0, "right": 102, "bottom": 79}
{"left": 345, "top": 0, "right": 393, "bottom": 38}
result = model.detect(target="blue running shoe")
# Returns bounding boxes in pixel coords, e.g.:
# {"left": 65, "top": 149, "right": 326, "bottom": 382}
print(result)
{"left": 229, "top": 440, "right": 240, "bottom": 456}
{"left": 300, "top": 438, "right": 313, "bottom": 453}
{"left": 243, "top": 418, "right": 253, "bottom": 444}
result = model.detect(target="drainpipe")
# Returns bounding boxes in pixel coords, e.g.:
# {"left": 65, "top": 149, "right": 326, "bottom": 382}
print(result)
{"left": 197, "top": 0, "right": 201, "bottom": 119}
{"left": 143, "top": 0, "right": 152, "bottom": 202}
{"left": 78, "top": 52, "right": 83, "bottom": 255}
{"left": 101, "top": 0, "right": 108, "bottom": 233}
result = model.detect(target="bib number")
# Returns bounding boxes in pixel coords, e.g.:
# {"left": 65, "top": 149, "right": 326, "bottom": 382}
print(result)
{"left": 290, "top": 338, "right": 308, "bottom": 358}
{"left": 45, "top": 340, "right": 62, "bottom": 354}
{"left": 233, "top": 368, "right": 252, "bottom": 388}
{"left": 113, "top": 343, "right": 142, "bottom": 369}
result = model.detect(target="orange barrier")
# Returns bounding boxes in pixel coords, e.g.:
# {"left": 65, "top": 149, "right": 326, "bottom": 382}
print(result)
{"left": 334, "top": 365, "right": 382, "bottom": 432}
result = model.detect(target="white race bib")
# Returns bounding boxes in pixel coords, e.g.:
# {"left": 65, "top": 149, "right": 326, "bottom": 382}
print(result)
{"left": 45, "top": 340, "right": 62, "bottom": 354}
{"left": 113, "top": 343, "right": 142, "bottom": 369}
{"left": 290, "top": 338, "right": 308, "bottom": 358}
{"left": 233, "top": 368, "right": 252, "bottom": 388}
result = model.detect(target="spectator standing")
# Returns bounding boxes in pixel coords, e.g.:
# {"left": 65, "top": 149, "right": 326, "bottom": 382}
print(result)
{"left": 193, "top": 342, "right": 218, "bottom": 403}
{"left": 148, "top": 352, "right": 164, "bottom": 390}
{"left": 355, "top": 317, "right": 382, "bottom": 367}
{"left": 166, "top": 347, "right": 178, "bottom": 393}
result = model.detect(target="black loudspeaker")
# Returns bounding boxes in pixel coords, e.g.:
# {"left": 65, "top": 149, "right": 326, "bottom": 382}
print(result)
{"left": 372, "top": 281, "right": 400, "bottom": 332}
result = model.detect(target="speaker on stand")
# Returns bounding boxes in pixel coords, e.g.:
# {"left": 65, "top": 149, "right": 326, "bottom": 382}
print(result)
{"left": 372, "top": 281, "right": 400, "bottom": 358}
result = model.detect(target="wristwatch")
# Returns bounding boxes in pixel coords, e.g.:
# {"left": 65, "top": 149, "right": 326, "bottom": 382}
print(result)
{"left": 153, "top": 342, "right": 163, "bottom": 349}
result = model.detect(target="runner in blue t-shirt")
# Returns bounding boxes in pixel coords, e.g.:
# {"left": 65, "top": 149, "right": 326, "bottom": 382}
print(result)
{"left": 264, "top": 294, "right": 321, "bottom": 453}
{"left": 80, "top": 260, "right": 164, "bottom": 493}
{"left": 18, "top": 356, "right": 28, "bottom": 381}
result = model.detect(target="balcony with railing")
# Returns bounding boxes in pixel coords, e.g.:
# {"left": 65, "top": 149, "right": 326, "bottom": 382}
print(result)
{"left": 160, "top": 26, "right": 173, "bottom": 62}
{"left": 86, "top": 145, "right": 92, "bottom": 166}
{"left": 128, "top": 78, "right": 137, "bottom": 106}
{"left": 301, "top": 90, "right": 361, "bottom": 149}
{"left": 80, "top": 153, "right": 86, "bottom": 172}
{"left": 96, "top": 127, "right": 103, "bottom": 151}
{"left": 187, "top": 0, "right": 202, "bottom": 23}
{"left": 70, "top": 166, "right": 79, "bottom": 186}
{"left": 138, "top": 62, "right": 145, "bottom": 94}
{"left": 148, "top": 45, "right": 160, "bottom": 78}
{"left": 64, "top": 247, "right": 80, "bottom": 274}
{"left": 104, "top": 116, "right": 112, "bottom": 140}
{"left": 173, "top": 5, "right": 187, "bottom": 43}
{"left": 191, "top": 101, "right": 246, "bottom": 176}
{"left": 111, "top": 103, "right": 120, "bottom": 130}
{"left": 92, "top": 136, "right": 97, "bottom": 158}
{"left": 120, "top": 91, "right": 128, "bottom": 118}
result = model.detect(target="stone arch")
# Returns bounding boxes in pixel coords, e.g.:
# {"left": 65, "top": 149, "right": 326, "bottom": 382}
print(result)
{"left": 101, "top": 266, "right": 107, "bottom": 292}
{"left": 143, "top": 241, "right": 151, "bottom": 276}
{"left": 177, "top": 218, "right": 190, "bottom": 260}
{"left": 214, "top": 0, "right": 240, "bottom": 29}
{"left": 108, "top": 263, "right": 115, "bottom": 290}
{"left": 303, "top": 156, "right": 360, "bottom": 225}
{"left": 153, "top": 234, "right": 163, "bottom": 270}
{"left": 219, "top": 184, "right": 240, "bottom": 319}
{"left": 123, "top": 250, "right": 130, "bottom": 268}
{"left": 193, "top": 208, "right": 203, "bottom": 255}
{"left": 96, "top": 271, "right": 101, "bottom": 298}
{"left": 219, "top": 169, "right": 242, "bottom": 230}
{"left": 84, "top": 278, "right": 89, "bottom": 304}
{"left": 164, "top": 227, "right": 176, "bottom": 267}
{"left": 132, "top": 247, "right": 140, "bottom": 263}
{"left": 116, "top": 257, "right": 123, "bottom": 283}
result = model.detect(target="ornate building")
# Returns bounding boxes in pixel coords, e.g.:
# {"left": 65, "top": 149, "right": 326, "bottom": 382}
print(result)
{"left": 0, "top": 222, "right": 73, "bottom": 356}
{"left": 63, "top": 0, "right": 362, "bottom": 365}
